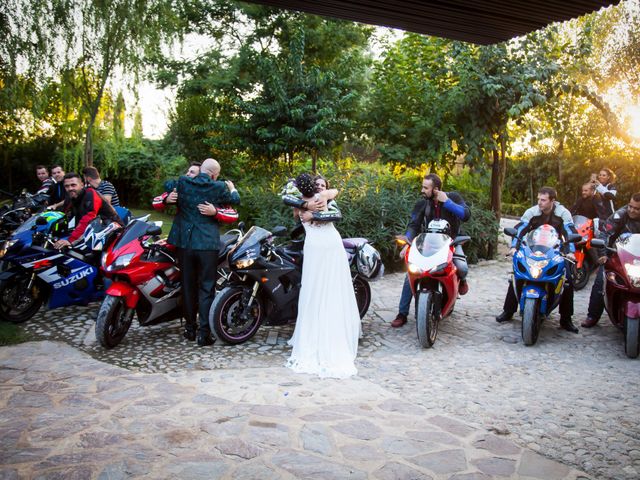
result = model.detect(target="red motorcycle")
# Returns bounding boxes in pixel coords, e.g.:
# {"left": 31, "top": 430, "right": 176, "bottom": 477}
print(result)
{"left": 593, "top": 233, "right": 640, "bottom": 358}
{"left": 571, "top": 215, "right": 597, "bottom": 290}
{"left": 96, "top": 219, "right": 181, "bottom": 348}
{"left": 397, "top": 219, "right": 470, "bottom": 348}
{"left": 96, "top": 218, "right": 243, "bottom": 348}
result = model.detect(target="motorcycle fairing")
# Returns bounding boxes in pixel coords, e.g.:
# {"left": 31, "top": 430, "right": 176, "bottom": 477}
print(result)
{"left": 408, "top": 233, "right": 452, "bottom": 271}
{"left": 625, "top": 301, "right": 640, "bottom": 319}
{"left": 106, "top": 281, "right": 140, "bottom": 309}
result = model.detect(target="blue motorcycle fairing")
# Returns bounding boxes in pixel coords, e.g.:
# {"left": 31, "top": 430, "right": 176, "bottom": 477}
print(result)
{"left": 512, "top": 229, "right": 568, "bottom": 317}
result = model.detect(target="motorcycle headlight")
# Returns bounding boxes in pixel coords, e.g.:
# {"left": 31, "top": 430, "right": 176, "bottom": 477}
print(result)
{"left": 106, "top": 253, "right": 134, "bottom": 272}
{"left": 0, "top": 239, "right": 17, "bottom": 259}
{"left": 408, "top": 263, "right": 424, "bottom": 275}
{"left": 234, "top": 257, "right": 255, "bottom": 269}
{"left": 624, "top": 263, "right": 640, "bottom": 287}
{"left": 526, "top": 258, "right": 549, "bottom": 279}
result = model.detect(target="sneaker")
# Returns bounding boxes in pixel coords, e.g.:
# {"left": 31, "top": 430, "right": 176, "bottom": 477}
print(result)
{"left": 391, "top": 313, "right": 407, "bottom": 328}
{"left": 197, "top": 333, "right": 215, "bottom": 347}
{"left": 458, "top": 280, "right": 469, "bottom": 295}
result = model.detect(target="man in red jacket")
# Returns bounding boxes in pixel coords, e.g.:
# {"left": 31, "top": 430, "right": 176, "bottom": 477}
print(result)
{"left": 53, "top": 173, "right": 120, "bottom": 249}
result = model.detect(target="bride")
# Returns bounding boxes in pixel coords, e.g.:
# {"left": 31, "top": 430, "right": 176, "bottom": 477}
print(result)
{"left": 285, "top": 173, "right": 360, "bottom": 378}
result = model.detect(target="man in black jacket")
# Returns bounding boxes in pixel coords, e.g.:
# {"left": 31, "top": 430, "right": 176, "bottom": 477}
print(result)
{"left": 392, "top": 173, "right": 471, "bottom": 328}
{"left": 582, "top": 193, "right": 640, "bottom": 328}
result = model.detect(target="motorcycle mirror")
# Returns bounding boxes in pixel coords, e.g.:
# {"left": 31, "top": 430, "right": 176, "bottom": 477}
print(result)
{"left": 238, "top": 221, "right": 245, "bottom": 232}
{"left": 452, "top": 235, "right": 471, "bottom": 246}
{"left": 567, "top": 233, "right": 583, "bottom": 243}
{"left": 503, "top": 227, "right": 517, "bottom": 237}
{"left": 36, "top": 216, "right": 48, "bottom": 226}
{"left": 272, "top": 226, "right": 287, "bottom": 237}
{"left": 590, "top": 238, "right": 605, "bottom": 248}
{"left": 146, "top": 225, "right": 162, "bottom": 236}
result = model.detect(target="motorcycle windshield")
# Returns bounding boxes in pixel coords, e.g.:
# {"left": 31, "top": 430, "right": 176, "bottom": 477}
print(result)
{"left": 229, "top": 226, "right": 271, "bottom": 262}
{"left": 617, "top": 233, "right": 640, "bottom": 257}
{"left": 13, "top": 215, "right": 38, "bottom": 235}
{"left": 111, "top": 220, "right": 148, "bottom": 250}
{"left": 413, "top": 233, "right": 450, "bottom": 258}
{"left": 572, "top": 215, "right": 589, "bottom": 228}
{"left": 524, "top": 226, "right": 559, "bottom": 254}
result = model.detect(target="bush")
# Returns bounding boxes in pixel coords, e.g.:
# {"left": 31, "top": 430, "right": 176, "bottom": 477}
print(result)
{"left": 233, "top": 160, "right": 498, "bottom": 271}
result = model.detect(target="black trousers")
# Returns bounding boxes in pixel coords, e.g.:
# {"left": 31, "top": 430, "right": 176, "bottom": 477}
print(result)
{"left": 178, "top": 248, "right": 219, "bottom": 334}
{"left": 502, "top": 260, "right": 574, "bottom": 318}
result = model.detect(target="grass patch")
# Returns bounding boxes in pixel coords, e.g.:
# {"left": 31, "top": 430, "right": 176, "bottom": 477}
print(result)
{"left": 130, "top": 207, "right": 174, "bottom": 237}
{"left": 0, "top": 321, "right": 30, "bottom": 346}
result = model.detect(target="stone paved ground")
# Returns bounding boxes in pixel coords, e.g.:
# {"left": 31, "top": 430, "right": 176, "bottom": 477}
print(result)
{"left": 1, "top": 227, "right": 639, "bottom": 479}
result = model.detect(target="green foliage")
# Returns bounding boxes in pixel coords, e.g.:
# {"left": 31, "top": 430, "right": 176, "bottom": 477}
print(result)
{"left": 232, "top": 159, "right": 498, "bottom": 270}
{"left": 0, "top": 321, "right": 29, "bottom": 346}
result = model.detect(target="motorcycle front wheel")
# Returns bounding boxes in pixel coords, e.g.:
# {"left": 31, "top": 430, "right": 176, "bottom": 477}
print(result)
{"left": 522, "top": 297, "right": 540, "bottom": 346}
{"left": 416, "top": 290, "right": 438, "bottom": 348}
{"left": 0, "top": 276, "right": 44, "bottom": 323}
{"left": 210, "top": 286, "right": 263, "bottom": 344}
{"left": 624, "top": 317, "right": 639, "bottom": 359}
{"left": 352, "top": 275, "right": 371, "bottom": 319}
{"left": 95, "top": 294, "right": 135, "bottom": 349}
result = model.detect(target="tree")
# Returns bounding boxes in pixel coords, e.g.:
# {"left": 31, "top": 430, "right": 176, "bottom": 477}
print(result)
{"left": 2, "top": 0, "right": 188, "bottom": 166}
{"left": 165, "top": 5, "right": 372, "bottom": 172}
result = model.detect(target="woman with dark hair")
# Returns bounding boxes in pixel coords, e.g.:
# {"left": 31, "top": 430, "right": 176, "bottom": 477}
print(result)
{"left": 591, "top": 167, "right": 617, "bottom": 219}
{"left": 285, "top": 173, "right": 360, "bottom": 378}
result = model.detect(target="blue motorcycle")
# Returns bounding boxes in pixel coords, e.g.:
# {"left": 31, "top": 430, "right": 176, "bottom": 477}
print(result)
{"left": 504, "top": 224, "right": 580, "bottom": 345}
{"left": 0, "top": 217, "right": 121, "bottom": 323}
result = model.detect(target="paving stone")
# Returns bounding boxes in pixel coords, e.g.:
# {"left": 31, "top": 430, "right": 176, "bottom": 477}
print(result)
{"left": 340, "top": 443, "right": 383, "bottom": 462}
{"left": 472, "top": 434, "right": 521, "bottom": 456}
{"left": 164, "top": 460, "right": 229, "bottom": 479}
{"left": 373, "top": 461, "right": 433, "bottom": 480}
{"left": 231, "top": 461, "right": 281, "bottom": 480}
{"left": 215, "top": 438, "right": 266, "bottom": 459}
{"left": 250, "top": 404, "right": 294, "bottom": 417}
{"left": 378, "top": 398, "right": 427, "bottom": 415}
{"left": 271, "top": 450, "right": 367, "bottom": 479}
{"left": 300, "top": 424, "right": 334, "bottom": 456}
{"left": 381, "top": 436, "right": 430, "bottom": 456}
{"left": 191, "top": 393, "right": 231, "bottom": 405}
{"left": 427, "top": 416, "right": 476, "bottom": 438}
{"left": 448, "top": 473, "right": 492, "bottom": 480}
{"left": 0, "top": 469, "right": 19, "bottom": 480}
{"left": 471, "top": 457, "right": 516, "bottom": 476}
{"left": 32, "top": 466, "right": 94, "bottom": 480}
{"left": 407, "top": 449, "right": 467, "bottom": 475}
{"left": 300, "top": 411, "right": 351, "bottom": 422}
{"left": 0, "top": 448, "right": 52, "bottom": 465}
{"left": 332, "top": 419, "right": 383, "bottom": 440}
{"left": 405, "top": 430, "right": 463, "bottom": 447}
{"left": 7, "top": 392, "right": 52, "bottom": 409}
{"left": 518, "top": 450, "right": 571, "bottom": 479}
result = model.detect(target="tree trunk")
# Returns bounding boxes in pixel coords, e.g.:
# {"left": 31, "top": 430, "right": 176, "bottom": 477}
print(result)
{"left": 557, "top": 135, "right": 564, "bottom": 186}
{"left": 311, "top": 149, "right": 318, "bottom": 174}
{"left": 3, "top": 149, "right": 11, "bottom": 193}
{"left": 84, "top": 125, "right": 94, "bottom": 167}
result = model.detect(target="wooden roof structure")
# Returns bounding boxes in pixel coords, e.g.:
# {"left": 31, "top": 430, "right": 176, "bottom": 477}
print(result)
{"left": 246, "top": 0, "right": 620, "bottom": 45}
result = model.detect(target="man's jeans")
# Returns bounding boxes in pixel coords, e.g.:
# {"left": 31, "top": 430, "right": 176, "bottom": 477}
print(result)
{"left": 398, "top": 275, "right": 413, "bottom": 317}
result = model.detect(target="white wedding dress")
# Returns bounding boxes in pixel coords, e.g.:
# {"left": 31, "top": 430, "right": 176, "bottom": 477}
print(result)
{"left": 285, "top": 220, "right": 360, "bottom": 378}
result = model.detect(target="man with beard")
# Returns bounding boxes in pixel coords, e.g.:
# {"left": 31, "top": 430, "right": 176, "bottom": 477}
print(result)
{"left": 53, "top": 173, "right": 121, "bottom": 249}
{"left": 392, "top": 173, "right": 471, "bottom": 328}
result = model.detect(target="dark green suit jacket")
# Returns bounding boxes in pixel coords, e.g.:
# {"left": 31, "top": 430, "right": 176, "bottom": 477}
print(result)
{"left": 167, "top": 173, "right": 240, "bottom": 250}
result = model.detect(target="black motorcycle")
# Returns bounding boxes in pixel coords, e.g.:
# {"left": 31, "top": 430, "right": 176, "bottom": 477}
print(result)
{"left": 208, "top": 225, "right": 382, "bottom": 344}
{"left": 0, "top": 189, "right": 50, "bottom": 239}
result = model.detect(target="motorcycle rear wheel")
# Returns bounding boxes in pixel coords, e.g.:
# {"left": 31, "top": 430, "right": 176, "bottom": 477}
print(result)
{"left": 624, "top": 317, "right": 639, "bottom": 359}
{"left": 0, "top": 277, "right": 44, "bottom": 323}
{"left": 210, "top": 286, "right": 263, "bottom": 344}
{"left": 522, "top": 297, "right": 540, "bottom": 346}
{"left": 95, "top": 295, "right": 135, "bottom": 349}
{"left": 416, "top": 291, "right": 438, "bottom": 348}
{"left": 352, "top": 275, "right": 371, "bottom": 319}
{"left": 571, "top": 263, "right": 590, "bottom": 291}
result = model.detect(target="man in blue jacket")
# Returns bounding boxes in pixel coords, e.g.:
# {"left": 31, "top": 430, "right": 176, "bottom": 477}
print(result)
{"left": 392, "top": 173, "right": 471, "bottom": 328}
{"left": 168, "top": 158, "right": 240, "bottom": 346}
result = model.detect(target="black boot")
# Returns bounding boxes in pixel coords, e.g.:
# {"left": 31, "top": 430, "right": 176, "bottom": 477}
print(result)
{"left": 496, "top": 311, "right": 513, "bottom": 323}
{"left": 197, "top": 332, "right": 215, "bottom": 347}
{"left": 560, "top": 317, "right": 579, "bottom": 333}
{"left": 183, "top": 328, "right": 196, "bottom": 341}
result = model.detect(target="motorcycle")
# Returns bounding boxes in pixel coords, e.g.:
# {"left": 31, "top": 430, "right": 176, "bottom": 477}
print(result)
{"left": 0, "top": 217, "right": 120, "bottom": 323}
{"left": 209, "top": 225, "right": 382, "bottom": 344}
{"left": 571, "top": 215, "right": 597, "bottom": 290}
{"left": 504, "top": 224, "right": 581, "bottom": 346}
{"left": 397, "top": 219, "right": 470, "bottom": 348}
{"left": 0, "top": 189, "right": 50, "bottom": 239}
{"left": 592, "top": 234, "right": 640, "bottom": 358}
{"left": 96, "top": 219, "right": 245, "bottom": 348}
{"left": 0, "top": 211, "right": 69, "bottom": 265}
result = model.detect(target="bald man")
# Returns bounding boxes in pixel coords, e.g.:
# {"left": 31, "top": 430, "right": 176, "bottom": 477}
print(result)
{"left": 167, "top": 158, "right": 240, "bottom": 346}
